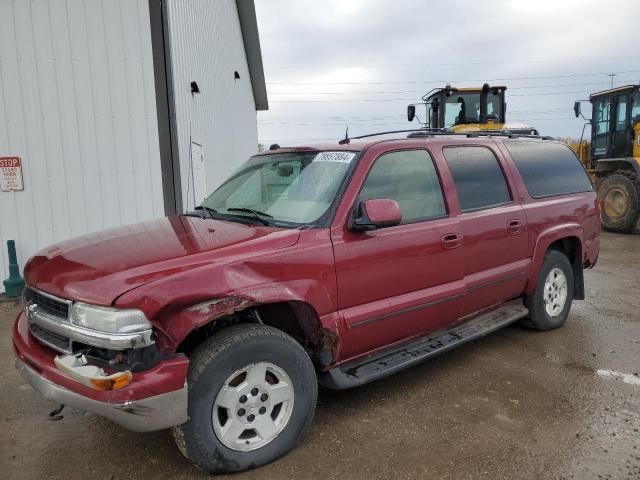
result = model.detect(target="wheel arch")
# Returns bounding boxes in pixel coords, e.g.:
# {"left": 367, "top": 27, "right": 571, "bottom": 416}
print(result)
{"left": 594, "top": 158, "right": 640, "bottom": 176}
{"left": 175, "top": 299, "right": 338, "bottom": 369}
{"left": 526, "top": 226, "right": 585, "bottom": 299}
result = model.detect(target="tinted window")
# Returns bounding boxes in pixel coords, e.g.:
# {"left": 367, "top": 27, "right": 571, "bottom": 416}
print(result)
{"left": 359, "top": 150, "right": 446, "bottom": 223}
{"left": 443, "top": 146, "right": 511, "bottom": 212}
{"left": 504, "top": 141, "right": 594, "bottom": 198}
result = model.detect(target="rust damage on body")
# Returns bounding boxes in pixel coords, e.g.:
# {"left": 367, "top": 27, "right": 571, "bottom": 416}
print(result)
{"left": 319, "top": 328, "right": 339, "bottom": 369}
{"left": 179, "top": 297, "right": 339, "bottom": 368}
{"left": 186, "top": 296, "right": 257, "bottom": 327}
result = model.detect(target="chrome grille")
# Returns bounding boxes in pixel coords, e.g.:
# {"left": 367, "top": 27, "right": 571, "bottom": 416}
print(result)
{"left": 24, "top": 286, "right": 73, "bottom": 353}
{"left": 24, "top": 287, "right": 70, "bottom": 319}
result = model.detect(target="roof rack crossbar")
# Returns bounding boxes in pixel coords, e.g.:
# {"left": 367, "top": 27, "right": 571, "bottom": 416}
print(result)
{"left": 345, "top": 128, "right": 448, "bottom": 141}
{"left": 406, "top": 130, "right": 553, "bottom": 140}
{"left": 337, "top": 128, "right": 553, "bottom": 143}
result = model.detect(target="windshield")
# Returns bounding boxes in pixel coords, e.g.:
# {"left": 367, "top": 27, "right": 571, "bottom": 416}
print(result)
{"left": 201, "top": 151, "right": 357, "bottom": 226}
{"left": 443, "top": 91, "right": 503, "bottom": 128}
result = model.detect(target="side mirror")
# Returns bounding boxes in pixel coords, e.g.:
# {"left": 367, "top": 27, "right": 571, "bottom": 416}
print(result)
{"left": 574, "top": 101, "right": 581, "bottom": 118}
{"left": 407, "top": 105, "right": 416, "bottom": 122}
{"left": 351, "top": 199, "right": 402, "bottom": 231}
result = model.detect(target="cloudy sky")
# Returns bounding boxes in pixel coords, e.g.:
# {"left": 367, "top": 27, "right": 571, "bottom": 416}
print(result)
{"left": 254, "top": 0, "right": 640, "bottom": 146}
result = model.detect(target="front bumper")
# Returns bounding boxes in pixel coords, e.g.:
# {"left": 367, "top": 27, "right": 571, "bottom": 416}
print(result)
{"left": 13, "top": 311, "right": 190, "bottom": 432}
{"left": 16, "top": 358, "right": 187, "bottom": 432}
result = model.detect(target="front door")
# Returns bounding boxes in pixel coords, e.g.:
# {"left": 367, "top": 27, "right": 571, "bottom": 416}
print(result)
{"left": 612, "top": 94, "right": 632, "bottom": 157}
{"left": 592, "top": 96, "right": 612, "bottom": 159}
{"left": 331, "top": 148, "right": 465, "bottom": 361}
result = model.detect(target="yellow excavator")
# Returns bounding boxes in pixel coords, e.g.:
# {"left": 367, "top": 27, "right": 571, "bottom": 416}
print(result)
{"left": 572, "top": 85, "right": 640, "bottom": 232}
{"left": 407, "top": 83, "right": 539, "bottom": 135}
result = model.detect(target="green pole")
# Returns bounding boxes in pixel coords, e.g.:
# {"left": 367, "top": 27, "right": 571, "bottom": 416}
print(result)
{"left": 3, "top": 240, "right": 25, "bottom": 297}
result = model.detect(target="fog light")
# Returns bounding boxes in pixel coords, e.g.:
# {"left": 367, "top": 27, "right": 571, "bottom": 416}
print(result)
{"left": 55, "top": 354, "right": 133, "bottom": 391}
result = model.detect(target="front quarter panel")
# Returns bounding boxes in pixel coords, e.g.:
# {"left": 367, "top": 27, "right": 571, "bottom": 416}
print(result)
{"left": 114, "top": 229, "right": 338, "bottom": 352}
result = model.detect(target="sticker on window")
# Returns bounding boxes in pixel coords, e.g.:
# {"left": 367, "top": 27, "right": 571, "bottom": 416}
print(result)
{"left": 312, "top": 151, "right": 356, "bottom": 163}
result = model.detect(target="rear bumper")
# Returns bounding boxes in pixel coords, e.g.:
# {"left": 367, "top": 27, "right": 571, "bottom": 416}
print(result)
{"left": 15, "top": 358, "right": 187, "bottom": 432}
{"left": 13, "top": 311, "right": 190, "bottom": 432}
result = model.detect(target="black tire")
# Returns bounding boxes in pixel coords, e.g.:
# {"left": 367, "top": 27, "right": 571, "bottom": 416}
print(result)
{"left": 521, "top": 250, "right": 575, "bottom": 331}
{"left": 172, "top": 324, "right": 317, "bottom": 474}
{"left": 598, "top": 170, "right": 640, "bottom": 233}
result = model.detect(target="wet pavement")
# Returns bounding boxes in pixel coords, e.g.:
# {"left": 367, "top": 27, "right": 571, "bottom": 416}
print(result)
{"left": 1, "top": 231, "right": 638, "bottom": 479}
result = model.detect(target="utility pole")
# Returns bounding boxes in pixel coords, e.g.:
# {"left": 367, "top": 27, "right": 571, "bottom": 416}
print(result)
{"left": 607, "top": 73, "right": 616, "bottom": 89}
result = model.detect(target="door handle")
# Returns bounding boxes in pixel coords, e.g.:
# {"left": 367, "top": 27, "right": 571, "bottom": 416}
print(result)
{"left": 441, "top": 233, "right": 461, "bottom": 250}
{"left": 507, "top": 220, "right": 522, "bottom": 235}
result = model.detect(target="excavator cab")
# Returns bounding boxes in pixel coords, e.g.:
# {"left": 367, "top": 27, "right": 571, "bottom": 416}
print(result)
{"left": 408, "top": 83, "right": 538, "bottom": 135}
{"left": 587, "top": 85, "right": 640, "bottom": 162}
{"left": 573, "top": 85, "right": 640, "bottom": 232}
{"left": 429, "top": 85, "right": 506, "bottom": 128}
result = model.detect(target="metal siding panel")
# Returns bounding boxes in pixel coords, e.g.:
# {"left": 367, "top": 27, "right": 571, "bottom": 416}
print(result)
{"left": 66, "top": 0, "right": 106, "bottom": 232}
{"left": 166, "top": 0, "right": 259, "bottom": 212}
{"left": 0, "top": 2, "right": 36, "bottom": 282}
{"left": 137, "top": 0, "right": 164, "bottom": 217}
{"left": 0, "top": 0, "right": 163, "bottom": 292}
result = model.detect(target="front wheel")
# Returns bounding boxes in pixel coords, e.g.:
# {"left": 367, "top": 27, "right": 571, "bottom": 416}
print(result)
{"left": 521, "top": 250, "right": 575, "bottom": 331}
{"left": 173, "top": 324, "right": 317, "bottom": 474}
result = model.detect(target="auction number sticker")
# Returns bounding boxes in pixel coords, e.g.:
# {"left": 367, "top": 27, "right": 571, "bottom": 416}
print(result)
{"left": 313, "top": 151, "right": 356, "bottom": 163}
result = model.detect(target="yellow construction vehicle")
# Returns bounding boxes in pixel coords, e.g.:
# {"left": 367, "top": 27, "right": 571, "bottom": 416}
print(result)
{"left": 573, "top": 84, "right": 640, "bottom": 232}
{"left": 407, "top": 83, "right": 539, "bottom": 135}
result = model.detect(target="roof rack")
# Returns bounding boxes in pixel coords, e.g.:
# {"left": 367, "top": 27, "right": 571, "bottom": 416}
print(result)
{"left": 407, "top": 130, "right": 555, "bottom": 140}
{"left": 337, "top": 127, "right": 555, "bottom": 143}
{"left": 339, "top": 128, "right": 448, "bottom": 144}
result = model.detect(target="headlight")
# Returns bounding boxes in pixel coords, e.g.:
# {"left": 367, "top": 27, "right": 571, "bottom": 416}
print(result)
{"left": 70, "top": 303, "right": 152, "bottom": 334}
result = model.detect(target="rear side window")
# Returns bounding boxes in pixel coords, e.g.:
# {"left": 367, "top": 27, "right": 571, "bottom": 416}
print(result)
{"left": 443, "top": 146, "right": 512, "bottom": 212}
{"left": 504, "top": 141, "right": 594, "bottom": 198}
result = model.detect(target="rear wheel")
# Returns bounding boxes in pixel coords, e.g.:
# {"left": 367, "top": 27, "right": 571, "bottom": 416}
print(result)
{"left": 173, "top": 324, "right": 317, "bottom": 473}
{"left": 521, "top": 250, "right": 575, "bottom": 331}
{"left": 598, "top": 170, "right": 640, "bottom": 233}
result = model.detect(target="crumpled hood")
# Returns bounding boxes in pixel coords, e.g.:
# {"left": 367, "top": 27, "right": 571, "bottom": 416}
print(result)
{"left": 24, "top": 215, "right": 300, "bottom": 305}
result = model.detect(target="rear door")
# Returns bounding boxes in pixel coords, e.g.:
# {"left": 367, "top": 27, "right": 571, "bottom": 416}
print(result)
{"left": 441, "top": 144, "right": 529, "bottom": 317}
{"left": 331, "top": 147, "right": 465, "bottom": 361}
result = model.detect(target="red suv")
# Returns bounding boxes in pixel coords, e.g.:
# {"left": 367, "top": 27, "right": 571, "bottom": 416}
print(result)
{"left": 13, "top": 132, "right": 600, "bottom": 473}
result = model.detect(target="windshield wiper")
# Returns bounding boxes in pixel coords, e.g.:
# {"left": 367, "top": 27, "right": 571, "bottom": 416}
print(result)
{"left": 226, "top": 207, "right": 273, "bottom": 226}
{"left": 195, "top": 205, "right": 217, "bottom": 219}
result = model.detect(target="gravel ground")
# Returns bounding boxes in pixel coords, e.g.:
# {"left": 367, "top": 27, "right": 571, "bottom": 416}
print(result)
{"left": 0, "top": 232, "right": 638, "bottom": 479}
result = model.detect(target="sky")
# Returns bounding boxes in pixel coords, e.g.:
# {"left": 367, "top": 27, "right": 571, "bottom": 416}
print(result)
{"left": 254, "top": 0, "right": 640, "bottom": 146}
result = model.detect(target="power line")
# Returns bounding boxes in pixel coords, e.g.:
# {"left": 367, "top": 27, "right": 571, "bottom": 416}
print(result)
{"left": 267, "top": 55, "right": 640, "bottom": 69}
{"left": 259, "top": 117, "right": 577, "bottom": 127}
{"left": 269, "top": 90, "right": 595, "bottom": 103}
{"left": 259, "top": 108, "right": 568, "bottom": 119}
{"left": 266, "top": 70, "right": 640, "bottom": 86}
{"left": 266, "top": 80, "right": 616, "bottom": 96}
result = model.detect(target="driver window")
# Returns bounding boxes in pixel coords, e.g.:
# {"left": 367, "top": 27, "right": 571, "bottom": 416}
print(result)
{"left": 359, "top": 150, "right": 447, "bottom": 223}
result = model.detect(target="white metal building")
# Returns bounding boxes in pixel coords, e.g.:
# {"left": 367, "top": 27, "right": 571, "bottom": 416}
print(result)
{"left": 0, "top": 0, "right": 268, "bottom": 291}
